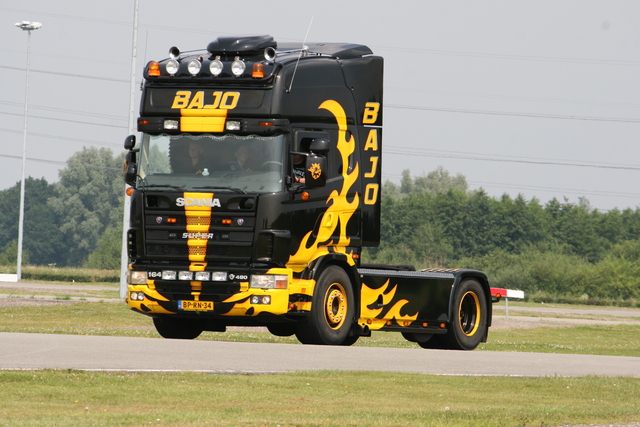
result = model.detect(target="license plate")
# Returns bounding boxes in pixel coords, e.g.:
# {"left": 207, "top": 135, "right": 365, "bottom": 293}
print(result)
{"left": 178, "top": 300, "right": 213, "bottom": 311}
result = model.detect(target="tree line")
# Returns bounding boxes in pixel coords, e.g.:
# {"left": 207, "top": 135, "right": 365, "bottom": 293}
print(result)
{"left": 365, "top": 169, "right": 640, "bottom": 303}
{"left": 1, "top": 155, "right": 639, "bottom": 303}
{"left": 0, "top": 147, "right": 124, "bottom": 269}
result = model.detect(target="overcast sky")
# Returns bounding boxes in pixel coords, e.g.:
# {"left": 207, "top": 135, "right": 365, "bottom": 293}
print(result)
{"left": 1, "top": 0, "right": 638, "bottom": 211}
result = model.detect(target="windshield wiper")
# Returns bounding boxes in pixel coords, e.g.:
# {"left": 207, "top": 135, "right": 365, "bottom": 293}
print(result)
{"left": 142, "top": 184, "right": 184, "bottom": 191}
{"left": 193, "top": 185, "right": 247, "bottom": 194}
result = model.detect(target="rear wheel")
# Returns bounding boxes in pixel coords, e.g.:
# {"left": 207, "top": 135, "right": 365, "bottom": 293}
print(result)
{"left": 439, "top": 278, "right": 487, "bottom": 350}
{"left": 295, "top": 266, "right": 355, "bottom": 345}
{"left": 153, "top": 317, "right": 204, "bottom": 340}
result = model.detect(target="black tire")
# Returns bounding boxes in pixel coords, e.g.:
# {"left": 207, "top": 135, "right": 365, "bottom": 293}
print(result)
{"left": 153, "top": 317, "right": 205, "bottom": 340}
{"left": 439, "top": 278, "right": 487, "bottom": 350}
{"left": 267, "top": 324, "right": 296, "bottom": 337}
{"left": 295, "top": 266, "right": 355, "bottom": 345}
{"left": 417, "top": 334, "right": 442, "bottom": 349}
{"left": 340, "top": 334, "right": 360, "bottom": 346}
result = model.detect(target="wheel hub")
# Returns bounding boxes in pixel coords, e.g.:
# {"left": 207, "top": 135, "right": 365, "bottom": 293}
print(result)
{"left": 325, "top": 284, "right": 347, "bottom": 329}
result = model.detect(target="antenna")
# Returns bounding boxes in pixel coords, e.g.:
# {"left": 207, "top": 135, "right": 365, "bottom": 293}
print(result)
{"left": 287, "top": 17, "right": 314, "bottom": 93}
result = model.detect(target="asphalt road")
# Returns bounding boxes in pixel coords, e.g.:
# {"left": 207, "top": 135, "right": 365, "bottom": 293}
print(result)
{"left": 2, "top": 332, "right": 639, "bottom": 377}
{"left": 2, "top": 281, "right": 640, "bottom": 377}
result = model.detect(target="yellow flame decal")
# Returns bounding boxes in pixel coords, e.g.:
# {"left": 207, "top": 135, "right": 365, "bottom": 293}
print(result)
{"left": 286, "top": 100, "right": 360, "bottom": 272}
{"left": 359, "top": 280, "right": 419, "bottom": 330}
{"left": 127, "top": 283, "right": 175, "bottom": 314}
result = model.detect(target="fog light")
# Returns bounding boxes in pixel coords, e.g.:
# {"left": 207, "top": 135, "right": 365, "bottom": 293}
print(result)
{"left": 250, "top": 295, "right": 271, "bottom": 305}
{"left": 129, "top": 291, "right": 145, "bottom": 301}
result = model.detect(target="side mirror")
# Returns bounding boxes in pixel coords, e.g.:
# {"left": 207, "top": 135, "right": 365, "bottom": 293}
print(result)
{"left": 125, "top": 149, "right": 137, "bottom": 165}
{"left": 304, "top": 155, "right": 326, "bottom": 188}
{"left": 124, "top": 162, "right": 137, "bottom": 186}
{"left": 124, "top": 135, "right": 136, "bottom": 150}
{"left": 309, "top": 138, "right": 330, "bottom": 155}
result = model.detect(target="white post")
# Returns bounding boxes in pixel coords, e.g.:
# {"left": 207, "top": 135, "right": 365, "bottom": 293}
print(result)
{"left": 120, "top": 0, "right": 139, "bottom": 298}
{"left": 15, "top": 21, "right": 42, "bottom": 281}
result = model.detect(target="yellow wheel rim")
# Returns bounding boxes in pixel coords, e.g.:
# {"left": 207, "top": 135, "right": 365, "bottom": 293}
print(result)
{"left": 324, "top": 283, "right": 348, "bottom": 330}
{"left": 458, "top": 291, "right": 481, "bottom": 337}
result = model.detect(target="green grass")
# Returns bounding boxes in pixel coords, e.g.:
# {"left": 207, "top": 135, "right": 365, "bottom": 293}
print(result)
{"left": 2, "top": 288, "right": 640, "bottom": 426}
{"left": 0, "top": 370, "right": 638, "bottom": 426}
{"left": 480, "top": 324, "right": 640, "bottom": 356}
{"left": 1, "top": 301, "right": 640, "bottom": 356}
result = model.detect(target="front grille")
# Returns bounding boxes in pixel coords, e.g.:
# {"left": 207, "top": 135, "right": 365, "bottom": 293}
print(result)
{"left": 187, "top": 216, "right": 211, "bottom": 226}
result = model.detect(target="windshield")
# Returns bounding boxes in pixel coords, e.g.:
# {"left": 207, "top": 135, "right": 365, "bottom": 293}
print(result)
{"left": 137, "top": 133, "right": 285, "bottom": 193}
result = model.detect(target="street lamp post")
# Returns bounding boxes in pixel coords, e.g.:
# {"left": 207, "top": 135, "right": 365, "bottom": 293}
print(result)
{"left": 15, "top": 21, "right": 42, "bottom": 281}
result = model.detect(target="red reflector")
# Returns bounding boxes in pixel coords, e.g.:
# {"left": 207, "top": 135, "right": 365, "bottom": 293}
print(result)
{"left": 252, "top": 63, "right": 264, "bottom": 78}
{"left": 148, "top": 62, "right": 161, "bottom": 76}
{"left": 222, "top": 219, "right": 232, "bottom": 225}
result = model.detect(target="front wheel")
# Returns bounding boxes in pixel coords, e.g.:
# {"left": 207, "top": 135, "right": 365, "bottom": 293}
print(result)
{"left": 439, "top": 278, "right": 487, "bottom": 350}
{"left": 295, "top": 266, "right": 355, "bottom": 345}
{"left": 153, "top": 317, "right": 204, "bottom": 340}
{"left": 267, "top": 324, "right": 296, "bottom": 337}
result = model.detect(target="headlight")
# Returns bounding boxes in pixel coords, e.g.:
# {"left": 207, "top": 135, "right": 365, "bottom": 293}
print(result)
{"left": 129, "top": 271, "right": 147, "bottom": 285}
{"left": 166, "top": 59, "right": 179, "bottom": 75}
{"left": 164, "top": 119, "right": 179, "bottom": 130}
{"left": 225, "top": 121, "right": 241, "bottom": 131}
{"left": 187, "top": 59, "right": 201, "bottom": 75}
{"left": 250, "top": 275, "right": 288, "bottom": 289}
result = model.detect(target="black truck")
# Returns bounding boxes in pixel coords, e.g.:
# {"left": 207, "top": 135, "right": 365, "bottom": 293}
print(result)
{"left": 123, "top": 35, "right": 493, "bottom": 349}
